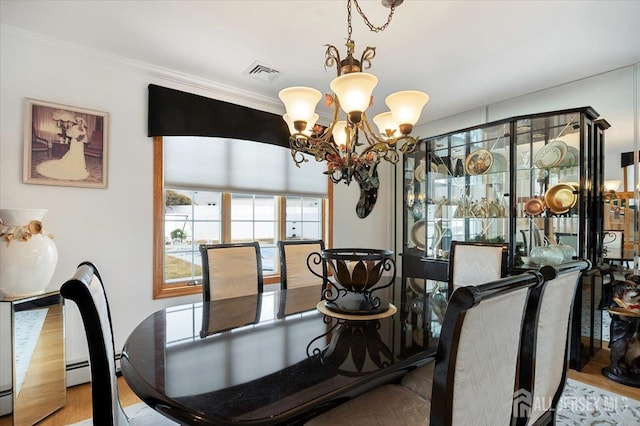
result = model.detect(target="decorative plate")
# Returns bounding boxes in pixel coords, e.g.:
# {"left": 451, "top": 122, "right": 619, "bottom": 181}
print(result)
{"left": 411, "top": 220, "right": 426, "bottom": 250}
{"left": 549, "top": 139, "right": 568, "bottom": 167}
{"left": 430, "top": 162, "right": 438, "bottom": 173}
{"left": 464, "top": 149, "right": 493, "bottom": 175}
{"left": 524, "top": 198, "right": 545, "bottom": 216}
{"left": 414, "top": 162, "right": 426, "bottom": 182}
{"left": 564, "top": 146, "right": 579, "bottom": 167}
{"left": 533, "top": 144, "right": 563, "bottom": 169}
{"left": 545, "top": 183, "right": 578, "bottom": 214}
{"left": 489, "top": 151, "right": 507, "bottom": 173}
{"left": 437, "top": 164, "right": 449, "bottom": 175}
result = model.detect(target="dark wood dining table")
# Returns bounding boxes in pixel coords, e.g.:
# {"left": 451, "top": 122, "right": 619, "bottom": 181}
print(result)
{"left": 120, "top": 284, "right": 436, "bottom": 425}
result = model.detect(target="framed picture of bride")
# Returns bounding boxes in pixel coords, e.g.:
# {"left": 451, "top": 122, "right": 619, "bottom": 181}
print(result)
{"left": 23, "top": 98, "right": 109, "bottom": 188}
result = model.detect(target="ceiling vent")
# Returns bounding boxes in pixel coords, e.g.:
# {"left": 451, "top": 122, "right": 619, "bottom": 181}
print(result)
{"left": 244, "top": 61, "right": 281, "bottom": 83}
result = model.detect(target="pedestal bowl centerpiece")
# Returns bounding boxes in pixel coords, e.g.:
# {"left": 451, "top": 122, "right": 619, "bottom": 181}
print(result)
{"left": 309, "top": 248, "right": 395, "bottom": 315}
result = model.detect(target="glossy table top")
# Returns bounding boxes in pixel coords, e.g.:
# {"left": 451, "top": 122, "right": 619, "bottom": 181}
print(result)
{"left": 121, "top": 285, "right": 435, "bottom": 425}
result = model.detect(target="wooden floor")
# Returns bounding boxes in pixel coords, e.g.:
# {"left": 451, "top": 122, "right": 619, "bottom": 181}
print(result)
{"left": 35, "top": 377, "right": 142, "bottom": 425}
{"left": 567, "top": 347, "right": 640, "bottom": 401}
{"left": 0, "top": 347, "right": 632, "bottom": 425}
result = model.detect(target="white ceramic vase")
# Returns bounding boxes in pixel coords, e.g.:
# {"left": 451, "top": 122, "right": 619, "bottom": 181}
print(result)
{"left": 0, "top": 209, "right": 58, "bottom": 298}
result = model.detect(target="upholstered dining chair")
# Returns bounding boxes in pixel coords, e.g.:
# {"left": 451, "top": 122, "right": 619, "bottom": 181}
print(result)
{"left": 515, "top": 260, "right": 590, "bottom": 426}
{"left": 305, "top": 271, "right": 543, "bottom": 426}
{"left": 199, "top": 241, "right": 263, "bottom": 301}
{"left": 277, "top": 239, "right": 327, "bottom": 290}
{"left": 447, "top": 240, "right": 508, "bottom": 297}
{"left": 60, "top": 262, "right": 177, "bottom": 425}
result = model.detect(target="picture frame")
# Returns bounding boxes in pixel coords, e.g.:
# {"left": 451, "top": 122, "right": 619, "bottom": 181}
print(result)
{"left": 23, "top": 98, "right": 109, "bottom": 188}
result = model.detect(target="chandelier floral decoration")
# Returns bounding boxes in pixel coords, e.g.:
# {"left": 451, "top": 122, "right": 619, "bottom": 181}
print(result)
{"left": 279, "top": 0, "right": 429, "bottom": 188}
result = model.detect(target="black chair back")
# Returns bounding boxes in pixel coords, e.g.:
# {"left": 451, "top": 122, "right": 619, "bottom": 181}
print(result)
{"left": 514, "top": 260, "right": 590, "bottom": 425}
{"left": 60, "top": 261, "right": 128, "bottom": 425}
{"left": 430, "top": 271, "right": 543, "bottom": 425}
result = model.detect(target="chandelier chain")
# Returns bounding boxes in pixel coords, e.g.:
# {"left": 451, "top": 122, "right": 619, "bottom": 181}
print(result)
{"left": 348, "top": 0, "right": 396, "bottom": 39}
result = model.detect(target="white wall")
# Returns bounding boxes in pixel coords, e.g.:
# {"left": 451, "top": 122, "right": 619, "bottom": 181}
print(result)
{"left": 332, "top": 161, "right": 395, "bottom": 251}
{"left": 0, "top": 27, "right": 390, "bottom": 381}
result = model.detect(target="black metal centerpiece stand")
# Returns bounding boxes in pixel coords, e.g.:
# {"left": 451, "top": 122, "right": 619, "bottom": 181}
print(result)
{"left": 308, "top": 248, "right": 396, "bottom": 315}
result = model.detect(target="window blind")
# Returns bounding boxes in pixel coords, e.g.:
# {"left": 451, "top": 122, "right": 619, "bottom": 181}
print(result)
{"left": 164, "top": 136, "right": 328, "bottom": 197}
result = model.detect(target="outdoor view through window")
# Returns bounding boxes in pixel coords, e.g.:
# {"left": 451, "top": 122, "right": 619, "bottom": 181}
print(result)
{"left": 164, "top": 189, "right": 324, "bottom": 285}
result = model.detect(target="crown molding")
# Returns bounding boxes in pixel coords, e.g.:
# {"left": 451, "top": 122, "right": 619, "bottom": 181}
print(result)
{"left": 0, "top": 24, "right": 284, "bottom": 114}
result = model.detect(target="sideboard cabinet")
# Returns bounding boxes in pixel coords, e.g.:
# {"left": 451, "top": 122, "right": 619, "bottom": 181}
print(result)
{"left": 0, "top": 292, "right": 65, "bottom": 425}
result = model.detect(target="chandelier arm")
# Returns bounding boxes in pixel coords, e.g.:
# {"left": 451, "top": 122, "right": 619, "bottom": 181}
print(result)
{"left": 288, "top": 144, "right": 309, "bottom": 167}
{"left": 352, "top": 0, "right": 396, "bottom": 33}
{"left": 395, "top": 135, "right": 418, "bottom": 154}
{"left": 359, "top": 46, "right": 376, "bottom": 71}
{"left": 360, "top": 112, "right": 388, "bottom": 146}
{"left": 328, "top": 167, "right": 347, "bottom": 185}
{"left": 358, "top": 142, "right": 389, "bottom": 165}
{"left": 324, "top": 44, "right": 343, "bottom": 77}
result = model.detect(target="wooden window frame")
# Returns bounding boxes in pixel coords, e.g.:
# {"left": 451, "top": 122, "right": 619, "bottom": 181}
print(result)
{"left": 153, "top": 137, "right": 333, "bottom": 299}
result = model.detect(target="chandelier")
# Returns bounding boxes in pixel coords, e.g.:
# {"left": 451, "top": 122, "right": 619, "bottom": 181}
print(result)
{"left": 279, "top": 0, "right": 429, "bottom": 187}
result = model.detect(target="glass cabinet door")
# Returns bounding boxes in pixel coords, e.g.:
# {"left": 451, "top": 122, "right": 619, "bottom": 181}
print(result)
{"left": 403, "top": 142, "right": 427, "bottom": 255}
{"left": 514, "top": 112, "right": 583, "bottom": 266}
{"left": 423, "top": 123, "right": 511, "bottom": 260}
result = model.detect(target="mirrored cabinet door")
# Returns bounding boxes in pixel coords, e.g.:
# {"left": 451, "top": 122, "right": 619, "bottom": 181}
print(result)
{"left": 0, "top": 292, "right": 65, "bottom": 426}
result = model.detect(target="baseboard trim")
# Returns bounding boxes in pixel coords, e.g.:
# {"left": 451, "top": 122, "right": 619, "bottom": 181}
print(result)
{"left": 66, "top": 353, "right": 122, "bottom": 387}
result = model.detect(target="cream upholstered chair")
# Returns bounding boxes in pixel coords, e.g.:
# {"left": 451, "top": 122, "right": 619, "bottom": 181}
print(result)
{"left": 447, "top": 240, "right": 508, "bottom": 297}
{"left": 199, "top": 242, "right": 263, "bottom": 301}
{"left": 60, "top": 262, "right": 178, "bottom": 425}
{"left": 277, "top": 240, "right": 326, "bottom": 318}
{"left": 306, "top": 272, "right": 543, "bottom": 426}
{"left": 277, "top": 239, "right": 327, "bottom": 290}
{"left": 515, "top": 260, "right": 589, "bottom": 426}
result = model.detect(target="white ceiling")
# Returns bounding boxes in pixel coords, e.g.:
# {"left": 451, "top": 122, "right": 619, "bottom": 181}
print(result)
{"left": 2, "top": 0, "right": 640, "bottom": 124}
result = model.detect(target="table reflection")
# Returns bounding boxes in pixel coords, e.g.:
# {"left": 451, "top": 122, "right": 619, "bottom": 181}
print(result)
{"left": 307, "top": 319, "right": 393, "bottom": 376}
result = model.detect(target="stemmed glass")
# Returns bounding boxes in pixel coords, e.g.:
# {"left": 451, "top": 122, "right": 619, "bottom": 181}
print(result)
{"left": 521, "top": 150, "right": 530, "bottom": 169}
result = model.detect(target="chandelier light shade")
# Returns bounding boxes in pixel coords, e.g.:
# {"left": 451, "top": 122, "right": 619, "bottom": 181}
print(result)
{"left": 385, "top": 90, "right": 430, "bottom": 134}
{"left": 283, "top": 113, "right": 319, "bottom": 136}
{"left": 603, "top": 179, "right": 622, "bottom": 192}
{"left": 279, "top": 87, "right": 322, "bottom": 129}
{"left": 329, "top": 72, "right": 378, "bottom": 121}
{"left": 279, "top": 0, "right": 428, "bottom": 191}
{"left": 332, "top": 120, "right": 349, "bottom": 148}
{"left": 372, "top": 111, "right": 399, "bottom": 139}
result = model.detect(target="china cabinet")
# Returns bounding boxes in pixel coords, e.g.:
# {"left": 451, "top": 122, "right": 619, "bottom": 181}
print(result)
{"left": 400, "top": 107, "right": 609, "bottom": 368}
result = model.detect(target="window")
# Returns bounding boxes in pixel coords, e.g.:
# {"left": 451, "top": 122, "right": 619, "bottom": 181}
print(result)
{"left": 285, "top": 197, "right": 322, "bottom": 240}
{"left": 154, "top": 137, "right": 331, "bottom": 299}
{"left": 164, "top": 190, "right": 221, "bottom": 285}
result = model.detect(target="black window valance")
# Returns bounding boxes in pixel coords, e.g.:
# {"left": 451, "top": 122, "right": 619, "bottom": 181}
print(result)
{"left": 148, "top": 84, "right": 290, "bottom": 148}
